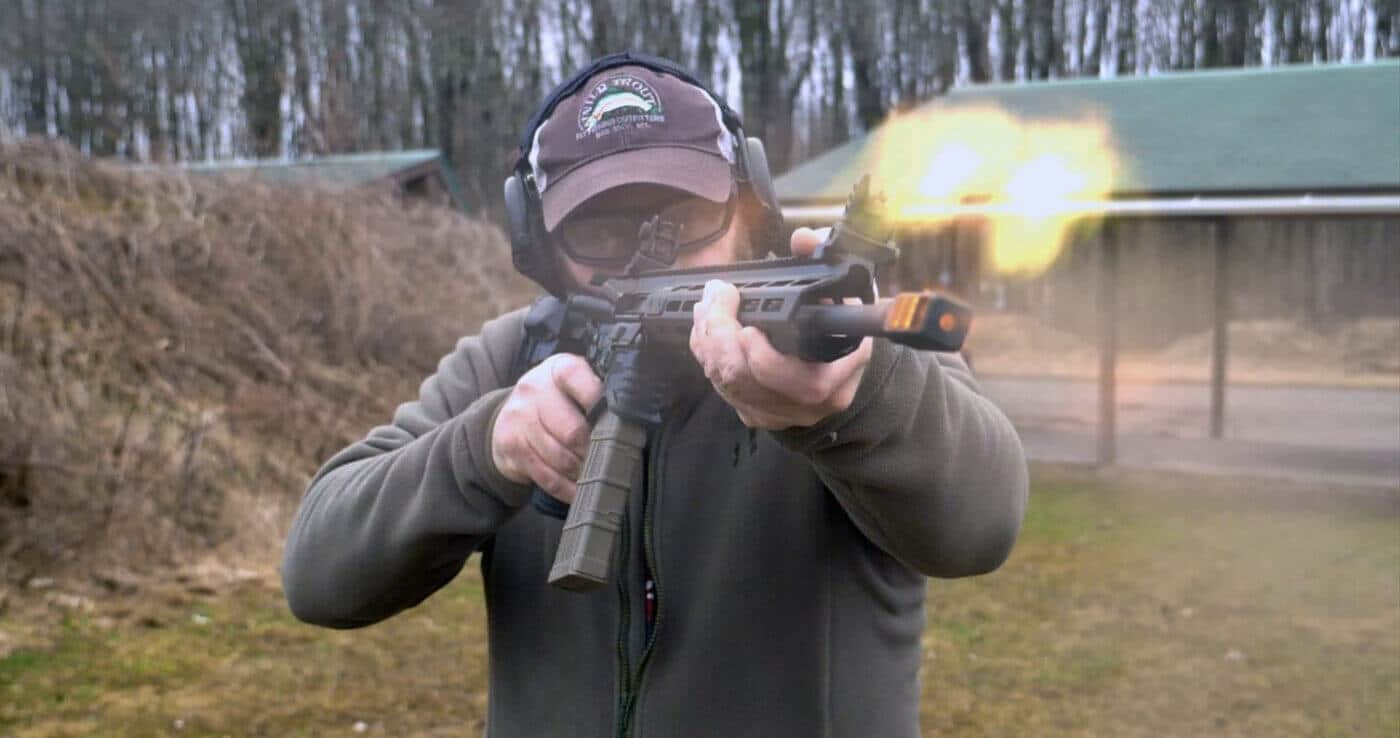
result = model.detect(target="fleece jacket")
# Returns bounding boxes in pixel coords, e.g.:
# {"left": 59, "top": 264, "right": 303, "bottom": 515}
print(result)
{"left": 282, "top": 306, "right": 1028, "bottom": 738}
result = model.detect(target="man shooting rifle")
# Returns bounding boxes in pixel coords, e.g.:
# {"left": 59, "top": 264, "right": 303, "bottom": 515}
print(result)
{"left": 282, "top": 51, "right": 1028, "bottom": 738}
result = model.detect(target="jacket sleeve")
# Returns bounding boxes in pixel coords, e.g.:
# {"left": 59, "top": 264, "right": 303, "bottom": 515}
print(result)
{"left": 281, "top": 309, "right": 533, "bottom": 628}
{"left": 773, "top": 340, "right": 1028, "bottom": 579}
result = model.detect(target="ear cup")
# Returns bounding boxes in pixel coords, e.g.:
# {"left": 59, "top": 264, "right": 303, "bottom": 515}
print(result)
{"left": 504, "top": 175, "right": 532, "bottom": 250}
{"left": 742, "top": 137, "right": 788, "bottom": 256}
{"left": 504, "top": 174, "right": 564, "bottom": 295}
{"left": 743, "top": 137, "right": 779, "bottom": 212}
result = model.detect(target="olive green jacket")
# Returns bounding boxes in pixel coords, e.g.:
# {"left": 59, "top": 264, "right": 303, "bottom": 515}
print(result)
{"left": 282, "top": 306, "right": 1027, "bottom": 738}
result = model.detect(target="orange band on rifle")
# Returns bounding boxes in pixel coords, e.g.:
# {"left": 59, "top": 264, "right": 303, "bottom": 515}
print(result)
{"left": 885, "top": 293, "right": 931, "bottom": 333}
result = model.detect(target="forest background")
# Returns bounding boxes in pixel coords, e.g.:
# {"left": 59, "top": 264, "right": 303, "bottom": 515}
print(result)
{"left": 3, "top": 0, "right": 1398, "bottom": 217}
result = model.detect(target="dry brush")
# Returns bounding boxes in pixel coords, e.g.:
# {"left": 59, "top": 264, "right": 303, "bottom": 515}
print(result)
{"left": 0, "top": 138, "right": 534, "bottom": 585}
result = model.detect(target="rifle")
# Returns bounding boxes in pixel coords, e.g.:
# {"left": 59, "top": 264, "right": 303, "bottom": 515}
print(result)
{"left": 515, "top": 177, "right": 972, "bottom": 592}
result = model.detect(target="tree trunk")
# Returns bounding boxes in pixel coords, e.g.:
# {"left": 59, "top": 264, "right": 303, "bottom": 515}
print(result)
{"left": 845, "top": 0, "right": 885, "bottom": 130}
{"left": 590, "top": 0, "right": 614, "bottom": 58}
{"left": 960, "top": 0, "right": 992, "bottom": 82}
{"left": 996, "top": 0, "right": 1017, "bottom": 80}
{"left": 227, "top": 0, "right": 287, "bottom": 157}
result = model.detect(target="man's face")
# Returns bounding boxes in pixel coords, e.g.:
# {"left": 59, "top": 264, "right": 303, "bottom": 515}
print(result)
{"left": 552, "top": 183, "right": 744, "bottom": 289}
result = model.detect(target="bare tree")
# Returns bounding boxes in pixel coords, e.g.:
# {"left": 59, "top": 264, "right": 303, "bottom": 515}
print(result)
{"left": 732, "top": 0, "right": 818, "bottom": 171}
{"left": 1, "top": 0, "right": 1396, "bottom": 197}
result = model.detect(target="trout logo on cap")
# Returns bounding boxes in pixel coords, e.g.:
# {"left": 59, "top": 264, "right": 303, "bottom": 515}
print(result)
{"left": 576, "top": 74, "right": 665, "bottom": 138}
{"left": 530, "top": 63, "right": 735, "bottom": 230}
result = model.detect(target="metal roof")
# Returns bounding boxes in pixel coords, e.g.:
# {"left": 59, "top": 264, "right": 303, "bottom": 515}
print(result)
{"left": 178, "top": 149, "right": 468, "bottom": 210}
{"left": 776, "top": 61, "right": 1400, "bottom": 206}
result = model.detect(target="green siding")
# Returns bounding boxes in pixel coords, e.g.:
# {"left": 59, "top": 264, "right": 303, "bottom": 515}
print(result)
{"left": 777, "top": 61, "right": 1400, "bottom": 203}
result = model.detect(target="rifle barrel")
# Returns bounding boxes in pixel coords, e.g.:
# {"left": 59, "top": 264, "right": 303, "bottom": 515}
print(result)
{"left": 796, "top": 293, "right": 971, "bottom": 353}
{"left": 795, "top": 303, "right": 887, "bottom": 338}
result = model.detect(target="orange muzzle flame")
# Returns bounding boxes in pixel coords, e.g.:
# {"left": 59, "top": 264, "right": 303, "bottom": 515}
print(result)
{"left": 866, "top": 105, "right": 1119, "bottom": 277}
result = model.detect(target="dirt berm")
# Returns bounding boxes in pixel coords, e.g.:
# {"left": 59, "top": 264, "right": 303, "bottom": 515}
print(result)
{"left": 0, "top": 139, "right": 535, "bottom": 589}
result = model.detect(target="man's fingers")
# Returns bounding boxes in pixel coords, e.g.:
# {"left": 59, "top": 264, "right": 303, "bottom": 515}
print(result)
{"left": 703, "top": 335, "right": 751, "bottom": 389}
{"left": 702, "top": 278, "right": 739, "bottom": 308}
{"left": 788, "top": 226, "right": 831, "bottom": 258}
{"left": 693, "top": 280, "right": 749, "bottom": 386}
{"left": 497, "top": 425, "right": 577, "bottom": 501}
{"left": 714, "top": 372, "right": 822, "bottom": 425}
{"left": 491, "top": 353, "right": 599, "bottom": 498}
{"left": 736, "top": 326, "right": 833, "bottom": 405}
{"left": 549, "top": 354, "right": 603, "bottom": 412}
{"left": 697, "top": 280, "right": 742, "bottom": 338}
{"left": 536, "top": 392, "right": 591, "bottom": 455}
{"left": 525, "top": 410, "right": 584, "bottom": 479}
{"left": 526, "top": 414, "right": 579, "bottom": 478}
{"left": 523, "top": 446, "right": 578, "bottom": 504}
{"left": 736, "top": 325, "right": 868, "bottom": 417}
{"left": 700, "top": 311, "right": 841, "bottom": 421}
{"left": 733, "top": 327, "right": 871, "bottom": 427}
{"left": 687, "top": 274, "right": 869, "bottom": 429}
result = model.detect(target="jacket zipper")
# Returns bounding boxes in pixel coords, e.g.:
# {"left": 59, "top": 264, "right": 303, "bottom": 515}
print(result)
{"left": 618, "top": 421, "right": 668, "bottom": 738}
{"left": 613, "top": 520, "right": 632, "bottom": 738}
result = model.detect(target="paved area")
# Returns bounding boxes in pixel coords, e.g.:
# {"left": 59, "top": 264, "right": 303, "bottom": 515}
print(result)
{"left": 980, "top": 377, "right": 1400, "bottom": 487}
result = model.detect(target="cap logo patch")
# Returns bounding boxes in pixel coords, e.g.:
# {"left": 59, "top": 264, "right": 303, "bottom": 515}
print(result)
{"left": 577, "top": 74, "right": 665, "bottom": 139}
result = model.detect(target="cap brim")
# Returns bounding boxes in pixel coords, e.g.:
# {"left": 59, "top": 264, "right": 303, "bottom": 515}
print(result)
{"left": 541, "top": 147, "right": 732, "bottom": 231}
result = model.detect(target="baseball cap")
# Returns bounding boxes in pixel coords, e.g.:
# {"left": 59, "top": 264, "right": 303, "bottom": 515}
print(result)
{"left": 525, "top": 63, "right": 738, "bottom": 231}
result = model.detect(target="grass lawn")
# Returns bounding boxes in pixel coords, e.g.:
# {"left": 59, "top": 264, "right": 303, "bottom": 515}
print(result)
{"left": 919, "top": 466, "right": 1399, "bottom": 738}
{"left": 2, "top": 464, "right": 1397, "bottom": 737}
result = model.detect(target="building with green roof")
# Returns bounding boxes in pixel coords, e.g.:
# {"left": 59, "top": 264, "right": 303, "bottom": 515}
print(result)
{"left": 776, "top": 62, "right": 1399, "bottom": 465}
{"left": 179, "top": 149, "right": 469, "bottom": 212}
{"left": 779, "top": 61, "right": 1400, "bottom": 214}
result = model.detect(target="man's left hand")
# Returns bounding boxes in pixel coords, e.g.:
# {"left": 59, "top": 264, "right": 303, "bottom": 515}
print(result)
{"left": 689, "top": 227, "right": 872, "bottom": 430}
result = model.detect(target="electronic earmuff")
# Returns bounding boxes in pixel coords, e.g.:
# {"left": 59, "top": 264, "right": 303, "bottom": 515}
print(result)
{"left": 503, "top": 51, "right": 786, "bottom": 296}
{"left": 504, "top": 169, "right": 565, "bottom": 296}
{"left": 734, "top": 135, "right": 785, "bottom": 259}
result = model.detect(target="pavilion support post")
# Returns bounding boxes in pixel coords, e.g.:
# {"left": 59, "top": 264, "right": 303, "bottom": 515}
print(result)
{"left": 1096, "top": 221, "right": 1119, "bottom": 467}
{"left": 1209, "top": 218, "right": 1231, "bottom": 440}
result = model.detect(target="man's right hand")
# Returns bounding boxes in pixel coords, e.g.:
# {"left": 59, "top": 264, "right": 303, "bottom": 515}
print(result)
{"left": 491, "top": 354, "right": 602, "bottom": 504}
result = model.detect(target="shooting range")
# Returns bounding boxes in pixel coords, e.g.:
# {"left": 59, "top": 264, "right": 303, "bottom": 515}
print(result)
{"left": 781, "top": 61, "right": 1400, "bottom": 480}
{"left": 1, "top": 2, "right": 1397, "bottom": 736}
